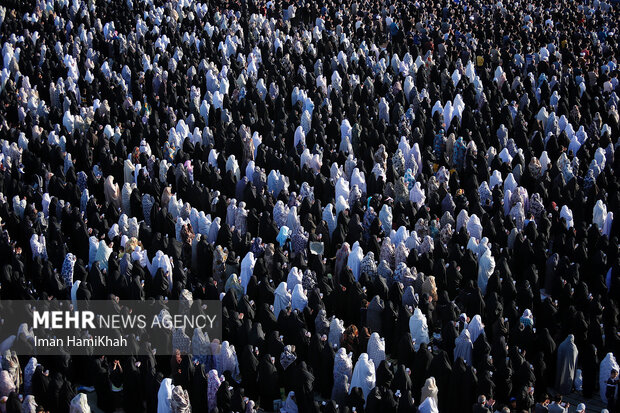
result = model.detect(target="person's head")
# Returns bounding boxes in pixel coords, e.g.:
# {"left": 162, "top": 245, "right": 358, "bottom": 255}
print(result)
{"left": 611, "top": 369, "right": 618, "bottom": 379}
{"left": 555, "top": 394, "right": 563, "bottom": 403}
{"left": 576, "top": 403, "right": 586, "bottom": 412}
{"left": 510, "top": 397, "right": 517, "bottom": 407}
{"left": 478, "top": 395, "right": 486, "bottom": 405}
{"left": 541, "top": 393, "right": 550, "bottom": 404}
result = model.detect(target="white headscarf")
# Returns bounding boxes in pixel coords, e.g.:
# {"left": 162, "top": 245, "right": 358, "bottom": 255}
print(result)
{"left": 409, "top": 308, "right": 430, "bottom": 351}
{"left": 226, "top": 155, "right": 240, "bottom": 180}
{"left": 291, "top": 284, "right": 308, "bottom": 312}
{"left": 335, "top": 195, "right": 349, "bottom": 217}
{"left": 69, "top": 393, "right": 91, "bottom": 413}
{"left": 149, "top": 251, "right": 172, "bottom": 281}
{"left": 421, "top": 377, "right": 439, "bottom": 406}
{"left": 351, "top": 168, "right": 367, "bottom": 195}
{"left": 467, "top": 236, "right": 479, "bottom": 255}
{"left": 240, "top": 252, "right": 256, "bottom": 293}
{"left": 333, "top": 347, "right": 353, "bottom": 381}
{"left": 197, "top": 211, "right": 211, "bottom": 237}
{"left": 539, "top": 151, "right": 551, "bottom": 174}
{"left": 208, "top": 217, "right": 221, "bottom": 244}
{"left": 419, "top": 396, "right": 439, "bottom": 413}
{"left": 30, "top": 234, "right": 47, "bottom": 260}
{"left": 226, "top": 199, "right": 238, "bottom": 227}
{"left": 328, "top": 318, "right": 345, "bottom": 348}
{"left": 273, "top": 282, "right": 291, "bottom": 319}
{"left": 600, "top": 353, "right": 619, "bottom": 402}
{"left": 477, "top": 247, "right": 495, "bottom": 296}
{"left": 509, "top": 201, "right": 525, "bottom": 231}
{"left": 454, "top": 329, "right": 473, "bottom": 364}
{"left": 350, "top": 353, "right": 376, "bottom": 400}
{"left": 347, "top": 241, "right": 364, "bottom": 281}
{"left": 217, "top": 341, "right": 240, "bottom": 379}
{"left": 467, "top": 315, "right": 485, "bottom": 343}
{"left": 157, "top": 378, "right": 174, "bottom": 413}
{"left": 286, "top": 267, "right": 302, "bottom": 292}
{"left": 504, "top": 173, "right": 517, "bottom": 194}
{"left": 410, "top": 182, "right": 426, "bottom": 208}
{"left": 392, "top": 227, "right": 410, "bottom": 247}
{"left": 593, "top": 200, "right": 608, "bottom": 230}
{"left": 366, "top": 333, "right": 386, "bottom": 369}
{"left": 335, "top": 177, "right": 350, "bottom": 204}
{"left": 274, "top": 200, "right": 289, "bottom": 228}
{"left": 379, "top": 204, "right": 393, "bottom": 234}
{"left": 560, "top": 205, "right": 574, "bottom": 229}
{"left": 322, "top": 203, "right": 337, "bottom": 236}
{"left": 489, "top": 170, "right": 503, "bottom": 189}
{"left": 456, "top": 209, "right": 470, "bottom": 232}
{"left": 286, "top": 206, "right": 300, "bottom": 233}
{"left": 22, "top": 395, "right": 37, "bottom": 413}
{"left": 467, "top": 214, "right": 482, "bottom": 241}
{"left": 24, "top": 357, "right": 38, "bottom": 395}
{"left": 498, "top": 147, "right": 512, "bottom": 164}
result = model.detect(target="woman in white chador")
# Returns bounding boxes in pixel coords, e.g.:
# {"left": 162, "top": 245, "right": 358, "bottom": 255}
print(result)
{"left": 350, "top": 353, "right": 376, "bottom": 400}
{"left": 69, "top": 393, "right": 91, "bottom": 413}
{"left": 409, "top": 181, "right": 426, "bottom": 208}
{"left": 477, "top": 246, "right": 495, "bottom": 296}
{"left": 291, "top": 284, "right": 308, "bottom": 312}
{"left": 593, "top": 200, "right": 608, "bottom": 230}
{"left": 560, "top": 205, "right": 574, "bottom": 229}
{"left": 379, "top": 204, "right": 393, "bottom": 235}
{"left": 454, "top": 329, "right": 473, "bottom": 364}
{"left": 347, "top": 241, "right": 364, "bottom": 281}
{"left": 333, "top": 347, "right": 353, "bottom": 382}
{"left": 467, "top": 314, "right": 485, "bottom": 342}
{"left": 157, "top": 378, "right": 174, "bottom": 413}
{"left": 329, "top": 318, "right": 345, "bottom": 349}
{"left": 467, "top": 214, "right": 482, "bottom": 241}
{"left": 421, "top": 377, "right": 439, "bottom": 406}
{"left": 217, "top": 341, "right": 240, "bottom": 380}
{"left": 273, "top": 282, "right": 291, "bottom": 319}
{"left": 600, "top": 352, "right": 619, "bottom": 402}
{"left": 366, "top": 332, "right": 386, "bottom": 369}
{"left": 409, "top": 308, "right": 430, "bottom": 351}
{"left": 419, "top": 396, "right": 439, "bottom": 413}
{"left": 240, "top": 251, "right": 256, "bottom": 293}
{"left": 286, "top": 266, "right": 302, "bottom": 291}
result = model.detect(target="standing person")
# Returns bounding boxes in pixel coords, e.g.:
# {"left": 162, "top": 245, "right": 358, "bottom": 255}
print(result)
{"left": 109, "top": 359, "right": 124, "bottom": 411}
{"left": 606, "top": 369, "right": 619, "bottom": 412}
{"left": 555, "top": 335, "right": 578, "bottom": 395}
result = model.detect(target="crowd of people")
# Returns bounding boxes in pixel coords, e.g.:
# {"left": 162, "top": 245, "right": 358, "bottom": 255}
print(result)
{"left": 0, "top": 0, "right": 619, "bottom": 411}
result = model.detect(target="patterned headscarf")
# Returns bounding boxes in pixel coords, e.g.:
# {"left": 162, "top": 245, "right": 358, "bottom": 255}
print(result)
{"left": 280, "top": 345, "right": 297, "bottom": 370}
{"left": 207, "top": 370, "right": 221, "bottom": 412}
{"left": 171, "top": 385, "right": 191, "bottom": 413}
